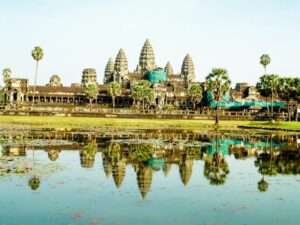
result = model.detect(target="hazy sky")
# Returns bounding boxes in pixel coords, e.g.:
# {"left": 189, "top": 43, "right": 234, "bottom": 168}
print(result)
{"left": 1, "top": 0, "right": 299, "bottom": 87}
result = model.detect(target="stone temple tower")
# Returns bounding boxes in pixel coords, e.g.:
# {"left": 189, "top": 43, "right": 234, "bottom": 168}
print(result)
{"left": 137, "top": 39, "right": 156, "bottom": 74}
{"left": 81, "top": 68, "right": 97, "bottom": 86}
{"left": 164, "top": 61, "right": 174, "bottom": 77}
{"left": 181, "top": 54, "right": 195, "bottom": 87}
{"left": 103, "top": 57, "right": 114, "bottom": 84}
{"left": 113, "top": 48, "right": 128, "bottom": 83}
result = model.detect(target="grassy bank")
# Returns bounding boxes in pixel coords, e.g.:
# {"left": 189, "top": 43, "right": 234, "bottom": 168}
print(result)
{"left": 0, "top": 115, "right": 299, "bottom": 131}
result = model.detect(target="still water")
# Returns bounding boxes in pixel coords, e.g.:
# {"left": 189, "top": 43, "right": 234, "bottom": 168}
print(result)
{"left": 0, "top": 129, "right": 299, "bottom": 225}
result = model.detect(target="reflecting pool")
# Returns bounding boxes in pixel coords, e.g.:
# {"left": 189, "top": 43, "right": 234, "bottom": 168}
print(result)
{"left": 0, "top": 129, "right": 299, "bottom": 225}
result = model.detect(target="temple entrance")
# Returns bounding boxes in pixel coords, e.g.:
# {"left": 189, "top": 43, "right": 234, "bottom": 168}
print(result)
{"left": 13, "top": 93, "right": 18, "bottom": 101}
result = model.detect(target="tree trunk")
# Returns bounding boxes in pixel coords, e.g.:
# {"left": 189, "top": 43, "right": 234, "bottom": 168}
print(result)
{"left": 112, "top": 96, "right": 115, "bottom": 108}
{"left": 31, "top": 61, "right": 39, "bottom": 108}
{"left": 271, "top": 91, "right": 274, "bottom": 119}
{"left": 193, "top": 102, "right": 196, "bottom": 110}
{"left": 296, "top": 102, "right": 299, "bottom": 121}
{"left": 142, "top": 100, "right": 145, "bottom": 111}
{"left": 287, "top": 101, "right": 291, "bottom": 121}
{"left": 216, "top": 99, "right": 220, "bottom": 125}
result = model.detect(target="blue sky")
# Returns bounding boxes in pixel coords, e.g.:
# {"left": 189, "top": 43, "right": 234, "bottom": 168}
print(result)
{"left": 0, "top": 0, "right": 299, "bottom": 86}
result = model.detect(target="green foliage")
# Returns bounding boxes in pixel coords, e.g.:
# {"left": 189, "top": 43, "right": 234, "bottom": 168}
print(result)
{"left": 0, "top": 88, "right": 4, "bottom": 102}
{"left": 187, "top": 84, "right": 202, "bottom": 109}
{"left": 84, "top": 83, "right": 98, "bottom": 104}
{"left": 2, "top": 68, "right": 11, "bottom": 84}
{"left": 163, "top": 104, "right": 174, "bottom": 111}
{"left": 204, "top": 153, "right": 229, "bottom": 185}
{"left": 28, "top": 176, "right": 40, "bottom": 190}
{"left": 130, "top": 80, "right": 154, "bottom": 108}
{"left": 258, "top": 178, "right": 268, "bottom": 192}
{"left": 82, "top": 141, "right": 98, "bottom": 156}
{"left": 31, "top": 46, "right": 44, "bottom": 61}
{"left": 260, "top": 54, "right": 271, "bottom": 70}
{"left": 108, "top": 143, "right": 121, "bottom": 161}
{"left": 256, "top": 74, "right": 280, "bottom": 98}
{"left": 128, "top": 144, "right": 153, "bottom": 162}
{"left": 277, "top": 77, "right": 295, "bottom": 101}
{"left": 108, "top": 82, "right": 121, "bottom": 107}
{"left": 205, "top": 68, "right": 231, "bottom": 102}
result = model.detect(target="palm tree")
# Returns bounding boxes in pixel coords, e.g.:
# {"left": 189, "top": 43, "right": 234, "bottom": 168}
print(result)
{"left": 2, "top": 68, "right": 11, "bottom": 84}
{"left": 293, "top": 78, "right": 300, "bottom": 121}
{"left": 31, "top": 46, "right": 44, "bottom": 106}
{"left": 130, "top": 80, "right": 153, "bottom": 110}
{"left": 260, "top": 54, "right": 271, "bottom": 74}
{"left": 108, "top": 82, "right": 121, "bottom": 108}
{"left": 256, "top": 74, "right": 280, "bottom": 118}
{"left": 187, "top": 84, "right": 203, "bottom": 110}
{"left": 205, "top": 68, "right": 231, "bottom": 125}
{"left": 278, "top": 77, "right": 295, "bottom": 121}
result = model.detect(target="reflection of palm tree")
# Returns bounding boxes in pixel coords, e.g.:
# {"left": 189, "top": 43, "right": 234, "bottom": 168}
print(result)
{"left": 204, "top": 152, "right": 229, "bottom": 185}
{"left": 204, "top": 129, "right": 229, "bottom": 185}
{"left": 258, "top": 177, "right": 268, "bottom": 192}
{"left": 28, "top": 176, "right": 40, "bottom": 190}
{"left": 28, "top": 145, "right": 41, "bottom": 191}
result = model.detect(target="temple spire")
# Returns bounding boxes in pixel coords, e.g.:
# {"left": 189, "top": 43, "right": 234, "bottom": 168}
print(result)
{"left": 137, "top": 39, "right": 156, "bottom": 74}
{"left": 114, "top": 48, "right": 128, "bottom": 83}
{"left": 164, "top": 61, "right": 174, "bottom": 77}
{"left": 181, "top": 54, "right": 195, "bottom": 87}
{"left": 104, "top": 57, "right": 114, "bottom": 84}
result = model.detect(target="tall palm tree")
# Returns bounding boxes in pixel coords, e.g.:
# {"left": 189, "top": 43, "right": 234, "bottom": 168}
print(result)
{"left": 256, "top": 74, "right": 280, "bottom": 118}
{"left": 205, "top": 68, "right": 231, "bottom": 125}
{"left": 293, "top": 78, "right": 300, "bottom": 121}
{"left": 260, "top": 54, "right": 271, "bottom": 74}
{"left": 31, "top": 46, "right": 44, "bottom": 106}
{"left": 108, "top": 82, "right": 121, "bottom": 108}
{"left": 278, "top": 77, "right": 295, "bottom": 121}
{"left": 2, "top": 68, "right": 11, "bottom": 84}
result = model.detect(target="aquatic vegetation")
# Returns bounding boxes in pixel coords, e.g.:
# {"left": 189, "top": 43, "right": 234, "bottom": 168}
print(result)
{"left": 258, "top": 178, "right": 269, "bottom": 192}
{"left": 0, "top": 156, "right": 64, "bottom": 181}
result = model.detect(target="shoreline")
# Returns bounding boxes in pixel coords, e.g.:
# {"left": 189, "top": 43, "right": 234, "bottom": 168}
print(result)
{"left": 0, "top": 115, "right": 299, "bottom": 132}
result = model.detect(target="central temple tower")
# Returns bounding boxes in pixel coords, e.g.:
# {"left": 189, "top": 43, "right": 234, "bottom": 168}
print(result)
{"left": 136, "top": 39, "right": 156, "bottom": 74}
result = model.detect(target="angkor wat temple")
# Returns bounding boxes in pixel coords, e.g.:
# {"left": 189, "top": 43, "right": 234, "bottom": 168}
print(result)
{"left": 1, "top": 39, "right": 285, "bottom": 110}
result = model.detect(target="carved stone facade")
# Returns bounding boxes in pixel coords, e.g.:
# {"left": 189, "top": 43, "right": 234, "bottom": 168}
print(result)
{"left": 47, "top": 75, "right": 63, "bottom": 87}
{"left": 81, "top": 68, "right": 97, "bottom": 86}
{"left": 181, "top": 54, "right": 195, "bottom": 87}
{"left": 104, "top": 58, "right": 114, "bottom": 84}
{"left": 165, "top": 61, "right": 174, "bottom": 77}
{"left": 113, "top": 48, "right": 129, "bottom": 83}
{"left": 136, "top": 39, "right": 156, "bottom": 74}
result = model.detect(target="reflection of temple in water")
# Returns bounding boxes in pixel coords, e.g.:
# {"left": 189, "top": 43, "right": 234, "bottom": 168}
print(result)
{"left": 112, "top": 158, "right": 126, "bottom": 188}
{"left": 179, "top": 155, "right": 193, "bottom": 186}
{"left": 136, "top": 163, "right": 153, "bottom": 198}
{"left": 80, "top": 150, "right": 96, "bottom": 168}
{"left": 46, "top": 150, "right": 60, "bottom": 161}
{"left": 1, "top": 146, "right": 27, "bottom": 156}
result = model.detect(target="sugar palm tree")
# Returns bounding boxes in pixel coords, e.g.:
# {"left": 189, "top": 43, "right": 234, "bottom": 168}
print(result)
{"left": 293, "top": 78, "right": 300, "bottom": 121}
{"left": 108, "top": 82, "right": 121, "bottom": 108}
{"left": 2, "top": 68, "right": 11, "bottom": 84}
{"left": 205, "top": 68, "right": 231, "bottom": 125}
{"left": 256, "top": 74, "right": 280, "bottom": 117}
{"left": 31, "top": 46, "right": 44, "bottom": 106}
{"left": 260, "top": 54, "right": 271, "bottom": 74}
{"left": 278, "top": 77, "right": 295, "bottom": 121}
